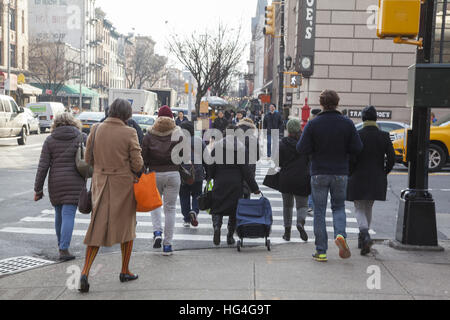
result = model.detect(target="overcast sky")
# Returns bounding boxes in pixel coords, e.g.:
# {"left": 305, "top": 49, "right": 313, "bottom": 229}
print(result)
{"left": 96, "top": 0, "right": 258, "bottom": 70}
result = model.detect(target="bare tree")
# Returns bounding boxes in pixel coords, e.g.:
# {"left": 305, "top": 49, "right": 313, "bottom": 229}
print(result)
{"left": 168, "top": 24, "right": 246, "bottom": 114}
{"left": 28, "top": 41, "right": 78, "bottom": 98}
{"left": 126, "top": 37, "right": 168, "bottom": 89}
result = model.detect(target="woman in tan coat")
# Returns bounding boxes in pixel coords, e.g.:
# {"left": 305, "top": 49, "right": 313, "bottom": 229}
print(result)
{"left": 79, "top": 99, "right": 144, "bottom": 293}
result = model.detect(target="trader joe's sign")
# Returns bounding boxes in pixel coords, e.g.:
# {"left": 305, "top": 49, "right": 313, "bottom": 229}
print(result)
{"left": 296, "top": 0, "right": 317, "bottom": 78}
{"left": 29, "top": 0, "right": 85, "bottom": 49}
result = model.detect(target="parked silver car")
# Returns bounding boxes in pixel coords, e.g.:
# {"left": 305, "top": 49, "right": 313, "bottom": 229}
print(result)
{"left": 0, "top": 95, "right": 28, "bottom": 145}
{"left": 23, "top": 108, "right": 40, "bottom": 135}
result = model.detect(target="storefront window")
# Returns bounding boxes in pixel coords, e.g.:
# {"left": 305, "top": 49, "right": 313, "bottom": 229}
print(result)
{"left": 434, "top": 0, "right": 450, "bottom": 63}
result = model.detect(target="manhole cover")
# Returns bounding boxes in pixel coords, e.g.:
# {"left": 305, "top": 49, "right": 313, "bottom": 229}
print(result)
{"left": 0, "top": 257, "right": 54, "bottom": 276}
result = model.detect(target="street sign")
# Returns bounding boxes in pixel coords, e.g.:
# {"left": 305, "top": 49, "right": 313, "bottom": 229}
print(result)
{"left": 296, "top": 0, "right": 317, "bottom": 78}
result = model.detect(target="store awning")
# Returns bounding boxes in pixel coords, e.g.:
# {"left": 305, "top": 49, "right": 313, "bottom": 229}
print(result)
{"left": 18, "top": 83, "right": 42, "bottom": 95}
{"left": 31, "top": 84, "right": 99, "bottom": 97}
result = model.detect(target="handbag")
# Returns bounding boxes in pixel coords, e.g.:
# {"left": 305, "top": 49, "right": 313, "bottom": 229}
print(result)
{"left": 78, "top": 182, "right": 92, "bottom": 214}
{"left": 77, "top": 125, "right": 99, "bottom": 214}
{"left": 76, "top": 135, "right": 94, "bottom": 179}
{"left": 263, "top": 168, "right": 280, "bottom": 191}
{"left": 134, "top": 171, "right": 163, "bottom": 212}
{"left": 198, "top": 180, "right": 213, "bottom": 211}
{"left": 179, "top": 164, "right": 195, "bottom": 186}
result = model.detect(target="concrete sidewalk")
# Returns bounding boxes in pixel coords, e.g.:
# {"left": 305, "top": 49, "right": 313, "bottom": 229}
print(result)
{"left": 0, "top": 240, "right": 449, "bottom": 300}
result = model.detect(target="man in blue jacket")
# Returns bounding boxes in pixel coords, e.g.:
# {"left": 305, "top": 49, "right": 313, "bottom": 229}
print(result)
{"left": 297, "top": 90, "right": 363, "bottom": 263}
{"left": 263, "top": 104, "right": 284, "bottom": 158}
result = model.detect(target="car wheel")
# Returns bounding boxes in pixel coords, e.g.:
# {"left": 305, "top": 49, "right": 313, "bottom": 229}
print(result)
{"left": 18, "top": 127, "right": 27, "bottom": 145}
{"left": 429, "top": 144, "right": 446, "bottom": 172}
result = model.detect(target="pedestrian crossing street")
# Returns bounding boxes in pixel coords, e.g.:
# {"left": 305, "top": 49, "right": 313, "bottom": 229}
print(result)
{"left": 0, "top": 163, "right": 375, "bottom": 247}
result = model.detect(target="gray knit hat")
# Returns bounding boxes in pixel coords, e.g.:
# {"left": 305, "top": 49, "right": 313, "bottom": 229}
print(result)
{"left": 287, "top": 119, "right": 301, "bottom": 135}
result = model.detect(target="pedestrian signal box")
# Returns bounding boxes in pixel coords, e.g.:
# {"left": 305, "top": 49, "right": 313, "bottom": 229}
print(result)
{"left": 377, "top": 0, "right": 421, "bottom": 39}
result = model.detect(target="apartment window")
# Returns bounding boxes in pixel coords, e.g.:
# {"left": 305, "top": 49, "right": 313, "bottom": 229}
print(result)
{"left": 21, "top": 46, "right": 24, "bottom": 69}
{"left": 0, "top": 42, "right": 2, "bottom": 66}
{"left": 10, "top": 8, "right": 16, "bottom": 31}
{"left": 22, "top": 10, "right": 24, "bottom": 34}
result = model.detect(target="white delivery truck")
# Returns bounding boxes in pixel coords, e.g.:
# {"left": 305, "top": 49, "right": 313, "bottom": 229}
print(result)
{"left": 26, "top": 102, "right": 66, "bottom": 133}
{"left": 109, "top": 89, "right": 158, "bottom": 115}
{"left": 149, "top": 88, "right": 178, "bottom": 109}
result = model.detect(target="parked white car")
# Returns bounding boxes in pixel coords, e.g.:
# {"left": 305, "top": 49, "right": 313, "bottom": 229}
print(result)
{"left": 26, "top": 102, "right": 66, "bottom": 133}
{"left": 23, "top": 108, "right": 40, "bottom": 135}
{"left": 0, "top": 95, "right": 29, "bottom": 145}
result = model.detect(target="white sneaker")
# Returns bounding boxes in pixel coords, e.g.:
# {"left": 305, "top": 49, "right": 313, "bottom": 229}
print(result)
{"left": 183, "top": 222, "right": 191, "bottom": 228}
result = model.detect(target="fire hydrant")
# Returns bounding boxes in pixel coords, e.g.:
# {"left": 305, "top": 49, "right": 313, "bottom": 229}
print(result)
{"left": 301, "top": 98, "right": 311, "bottom": 130}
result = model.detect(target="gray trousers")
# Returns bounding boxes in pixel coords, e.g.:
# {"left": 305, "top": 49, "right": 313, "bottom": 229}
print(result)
{"left": 354, "top": 200, "right": 375, "bottom": 231}
{"left": 282, "top": 194, "right": 309, "bottom": 228}
{"left": 151, "top": 172, "right": 181, "bottom": 246}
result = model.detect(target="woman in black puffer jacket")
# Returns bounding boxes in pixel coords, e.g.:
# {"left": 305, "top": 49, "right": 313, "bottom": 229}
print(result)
{"left": 34, "top": 113, "right": 86, "bottom": 262}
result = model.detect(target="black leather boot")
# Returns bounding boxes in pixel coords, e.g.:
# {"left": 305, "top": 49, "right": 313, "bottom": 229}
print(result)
{"left": 227, "top": 228, "right": 236, "bottom": 246}
{"left": 297, "top": 220, "right": 308, "bottom": 242}
{"left": 283, "top": 227, "right": 291, "bottom": 242}
{"left": 360, "top": 229, "right": 373, "bottom": 256}
{"left": 213, "top": 227, "right": 221, "bottom": 246}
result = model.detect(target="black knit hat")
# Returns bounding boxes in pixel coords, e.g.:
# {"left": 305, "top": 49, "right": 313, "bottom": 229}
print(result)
{"left": 362, "top": 106, "right": 377, "bottom": 122}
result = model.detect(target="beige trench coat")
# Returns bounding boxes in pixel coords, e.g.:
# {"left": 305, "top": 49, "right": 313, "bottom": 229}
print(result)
{"left": 84, "top": 118, "right": 144, "bottom": 247}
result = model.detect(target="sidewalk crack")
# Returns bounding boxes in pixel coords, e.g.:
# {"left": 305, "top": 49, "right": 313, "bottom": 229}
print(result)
{"left": 378, "top": 258, "right": 415, "bottom": 300}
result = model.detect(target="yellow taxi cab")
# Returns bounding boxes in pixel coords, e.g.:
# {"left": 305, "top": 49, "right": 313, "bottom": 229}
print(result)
{"left": 391, "top": 115, "right": 450, "bottom": 172}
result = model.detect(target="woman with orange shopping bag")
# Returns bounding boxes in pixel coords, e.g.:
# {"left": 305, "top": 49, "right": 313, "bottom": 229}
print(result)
{"left": 142, "top": 106, "right": 183, "bottom": 256}
{"left": 78, "top": 99, "right": 144, "bottom": 293}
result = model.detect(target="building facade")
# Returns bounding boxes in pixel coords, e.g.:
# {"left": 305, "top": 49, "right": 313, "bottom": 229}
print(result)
{"left": 0, "top": 0, "right": 29, "bottom": 88}
{"left": 263, "top": 0, "right": 449, "bottom": 123}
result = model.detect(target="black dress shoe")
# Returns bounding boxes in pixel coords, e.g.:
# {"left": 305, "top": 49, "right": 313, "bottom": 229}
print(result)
{"left": 79, "top": 275, "right": 90, "bottom": 293}
{"left": 227, "top": 233, "right": 236, "bottom": 246}
{"left": 120, "top": 273, "right": 139, "bottom": 283}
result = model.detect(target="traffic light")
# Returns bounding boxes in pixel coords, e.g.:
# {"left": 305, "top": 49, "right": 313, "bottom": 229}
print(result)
{"left": 377, "top": 0, "right": 421, "bottom": 40}
{"left": 263, "top": 5, "right": 276, "bottom": 37}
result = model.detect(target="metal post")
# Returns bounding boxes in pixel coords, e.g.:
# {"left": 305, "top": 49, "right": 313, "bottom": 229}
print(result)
{"left": 278, "top": 0, "right": 285, "bottom": 111}
{"left": 439, "top": 0, "right": 448, "bottom": 63}
{"left": 393, "top": 0, "right": 442, "bottom": 250}
{"left": 7, "top": 0, "right": 11, "bottom": 96}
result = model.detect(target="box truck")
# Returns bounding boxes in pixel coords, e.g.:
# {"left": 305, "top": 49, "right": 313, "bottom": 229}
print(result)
{"left": 109, "top": 89, "right": 158, "bottom": 115}
{"left": 149, "top": 88, "right": 178, "bottom": 109}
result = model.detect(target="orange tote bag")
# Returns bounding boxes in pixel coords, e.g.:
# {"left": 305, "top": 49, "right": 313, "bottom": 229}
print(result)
{"left": 134, "top": 172, "right": 163, "bottom": 213}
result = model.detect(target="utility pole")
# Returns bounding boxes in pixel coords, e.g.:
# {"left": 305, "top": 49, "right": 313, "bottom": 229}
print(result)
{"left": 277, "top": 0, "right": 285, "bottom": 111}
{"left": 7, "top": 0, "right": 11, "bottom": 96}
{"left": 393, "top": 0, "right": 442, "bottom": 250}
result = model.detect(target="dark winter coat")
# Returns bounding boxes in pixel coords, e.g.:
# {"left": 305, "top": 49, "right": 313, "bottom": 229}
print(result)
{"left": 347, "top": 124, "right": 396, "bottom": 201}
{"left": 142, "top": 117, "right": 183, "bottom": 172}
{"left": 34, "top": 126, "right": 86, "bottom": 206}
{"left": 237, "top": 121, "right": 260, "bottom": 196}
{"left": 182, "top": 135, "right": 207, "bottom": 183}
{"left": 263, "top": 111, "right": 284, "bottom": 134}
{"left": 296, "top": 110, "right": 363, "bottom": 176}
{"left": 213, "top": 117, "right": 229, "bottom": 133}
{"left": 207, "top": 136, "right": 259, "bottom": 216}
{"left": 176, "top": 117, "right": 189, "bottom": 127}
{"left": 279, "top": 136, "right": 311, "bottom": 197}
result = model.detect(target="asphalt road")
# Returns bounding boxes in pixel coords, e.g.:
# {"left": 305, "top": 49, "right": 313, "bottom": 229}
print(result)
{"left": 0, "top": 134, "right": 449, "bottom": 262}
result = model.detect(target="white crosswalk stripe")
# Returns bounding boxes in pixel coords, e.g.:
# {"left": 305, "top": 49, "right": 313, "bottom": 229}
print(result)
{"left": 0, "top": 165, "right": 375, "bottom": 245}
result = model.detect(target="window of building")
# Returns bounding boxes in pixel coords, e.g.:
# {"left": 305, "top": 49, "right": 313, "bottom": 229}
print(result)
{"left": 10, "top": 8, "right": 16, "bottom": 31}
{"left": 22, "top": 46, "right": 24, "bottom": 69}
{"left": 22, "top": 10, "right": 24, "bottom": 34}
{"left": 434, "top": 0, "right": 450, "bottom": 63}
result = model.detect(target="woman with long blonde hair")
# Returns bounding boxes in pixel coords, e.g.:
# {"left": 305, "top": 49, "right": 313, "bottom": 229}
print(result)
{"left": 34, "top": 112, "right": 87, "bottom": 262}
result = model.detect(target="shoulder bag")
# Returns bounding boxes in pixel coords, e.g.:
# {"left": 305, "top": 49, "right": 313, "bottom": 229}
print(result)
{"left": 78, "top": 125, "right": 99, "bottom": 215}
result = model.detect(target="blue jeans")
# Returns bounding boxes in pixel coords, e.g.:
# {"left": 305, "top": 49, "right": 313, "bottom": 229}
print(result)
{"left": 179, "top": 181, "right": 203, "bottom": 223}
{"left": 311, "top": 175, "right": 348, "bottom": 254}
{"left": 308, "top": 195, "right": 314, "bottom": 210}
{"left": 267, "top": 134, "right": 272, "bottom": 157}
{"left": 54, "top": 204, "right": 77, "bottom": 250}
